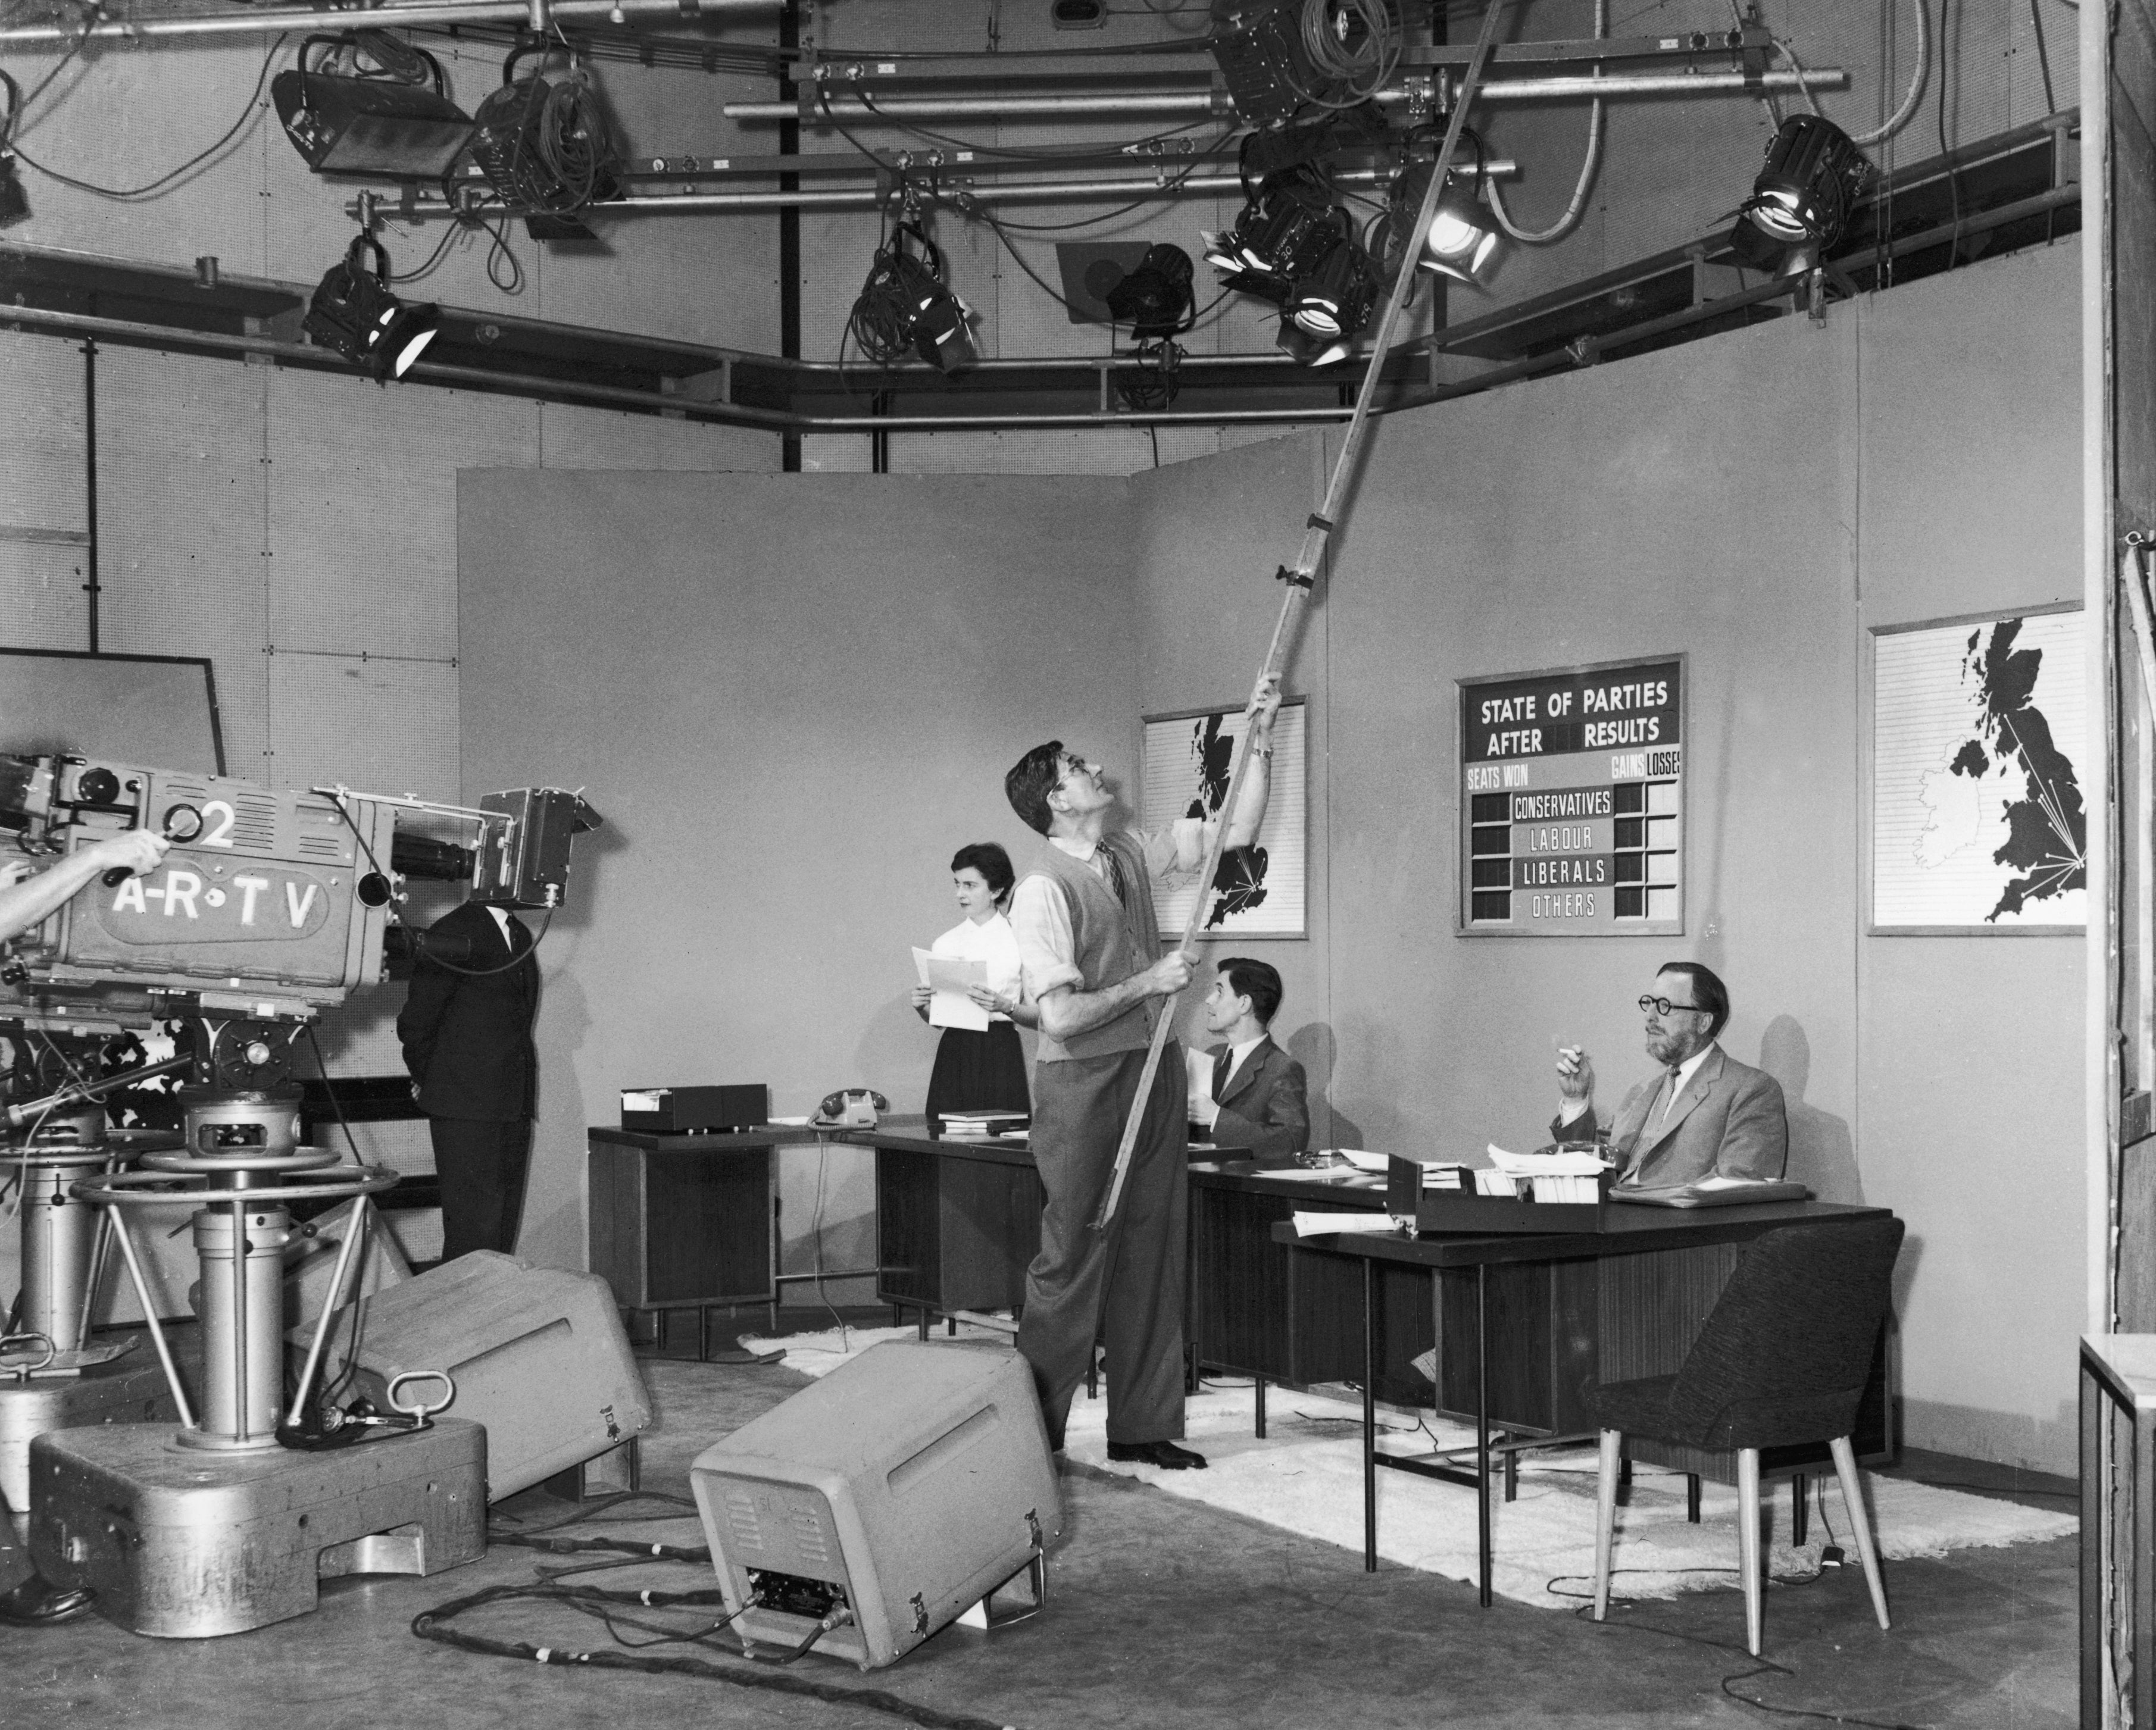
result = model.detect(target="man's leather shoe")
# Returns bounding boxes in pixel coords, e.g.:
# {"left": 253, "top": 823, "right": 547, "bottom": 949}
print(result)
{"left": 0, "top": 1574, "right": 96, "bottom": 1626}
{"left": 1105, "top": 1439, "right": 1207, "bottom": 1470}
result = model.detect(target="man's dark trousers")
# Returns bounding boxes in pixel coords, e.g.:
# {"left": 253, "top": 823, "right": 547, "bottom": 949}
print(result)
{"left": 1016, "top": 1042, "right": 1188, "bottom": 1449}
{"left": 429, "top": 1116, "right": 533, "bottom": 1261}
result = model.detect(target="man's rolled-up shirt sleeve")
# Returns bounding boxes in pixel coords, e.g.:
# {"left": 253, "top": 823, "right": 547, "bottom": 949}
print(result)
{"left": 1008, "top": 874, "right": 1083, "bottom": 1000}
{"left": 1136, "top": 817, "right": 1212, "bottom": 880}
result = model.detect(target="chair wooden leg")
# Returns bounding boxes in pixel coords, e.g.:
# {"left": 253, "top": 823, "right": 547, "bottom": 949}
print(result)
{"left": 1738, "top": 1447, "right": 1763, "bottom": 1657}
{"left": 1593, "top": 1428, "right": 1623, "bottom": 1622}
{"left": 1830, "top": 1435, "right": 1891, "bottom": 1631}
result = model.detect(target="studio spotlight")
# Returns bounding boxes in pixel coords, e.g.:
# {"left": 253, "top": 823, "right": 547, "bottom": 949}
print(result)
{"left": 1104, "top": 243, "right": 1195, "bottom": 340}
{"left": 302, "top": 232, "right": 442, "bottom": 382}
{"left": 1728, "top": 113, "right": 1871, "bottom": 275}
{"left": 1275, "top": 314, "right": 1351, "bottom": 369}
{"left": 1286, "top": 214, "right": 1377, "bottom": 339}
{"left": 0, "top": 154, "right": 27, "bottom": 229}
{"left": 0, "top": 71, "right": 24, "bottom": 228}
{"left": 1423, "top": 184, "right": 1501, "bottom": 283}
{"left": 271, "top": 33, "right": 473, "bottom": 180}
{"left": 847, "top": 221, "right": 979, "bottom": 376}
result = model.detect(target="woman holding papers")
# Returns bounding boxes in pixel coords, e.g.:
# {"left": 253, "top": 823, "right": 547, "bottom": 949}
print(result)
{"left": 913, "top": 842, "right": 1035, "bottom": 1135}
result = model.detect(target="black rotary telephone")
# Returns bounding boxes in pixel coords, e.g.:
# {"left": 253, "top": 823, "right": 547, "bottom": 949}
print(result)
{"left": 813, "top": 1088, "right": 887, "bottom": 1128}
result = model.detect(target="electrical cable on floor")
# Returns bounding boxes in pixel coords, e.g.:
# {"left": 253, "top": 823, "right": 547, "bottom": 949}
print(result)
{"left": 1566, "top": 1597, "right": 1932, "bottom": 1730}
{"left": 412, "top": 1575, "right": 1021, "bottom": 1730}
{"left": 489, "top": 1490, "right": 701, "bottom": 1538}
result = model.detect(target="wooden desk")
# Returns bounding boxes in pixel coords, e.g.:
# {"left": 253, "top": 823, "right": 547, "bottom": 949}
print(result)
{"left": 862, "top": 1131, "right": 1043, "bottom": 1334}
{"left": 586, "top": 1127, "right": 805, "bottom": 1350}
{"left": 1273, "top": 1199, "right": 1898, "bottom": 1603}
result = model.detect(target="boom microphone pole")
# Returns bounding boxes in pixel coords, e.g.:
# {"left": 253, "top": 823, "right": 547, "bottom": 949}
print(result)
{"left": 1093, "top": 0, "right": 1516, "bottom": 1231}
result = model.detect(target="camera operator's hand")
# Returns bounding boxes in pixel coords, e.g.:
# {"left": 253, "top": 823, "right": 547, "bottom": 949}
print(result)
{"left": 89, "top": 832, "right": 171, "bottom": 879}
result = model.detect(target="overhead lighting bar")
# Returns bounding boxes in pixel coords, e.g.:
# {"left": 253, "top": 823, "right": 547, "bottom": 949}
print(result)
{"left": 721, "top": 68, "right": 1844, "bottom": 123}
{"left": 361, "top": 162, "right": 1517, "bottom": 223}
{"left": 0, "top": 0, "right": 776, "bottom": 45}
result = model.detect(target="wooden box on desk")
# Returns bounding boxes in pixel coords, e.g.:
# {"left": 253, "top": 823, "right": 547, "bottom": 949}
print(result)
{"left": 587, "top": 1127, "right": 775, "bottom": 1309}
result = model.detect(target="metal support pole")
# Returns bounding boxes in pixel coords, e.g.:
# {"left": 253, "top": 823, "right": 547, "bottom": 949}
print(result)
{"left": 1094, "top": 0, "right": 1514, "bottom": 1231}
{"left": 105, "top": 1209, "right": 196, "bottom": 1431}
{"left": 722, "top": 68, "right": 1843, "bottom": 121}
{"left": 288, "top": 1196, "right": 376, "bottom": 1428}
{"left": 0, "top": 0, "right": 775, "bottom": 42}
{"left": 1363, "top": 1255, "right": 1377, "bottom": 1572}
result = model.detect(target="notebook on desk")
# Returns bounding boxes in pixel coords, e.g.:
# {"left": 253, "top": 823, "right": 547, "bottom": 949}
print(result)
{"left": 1608, "top": 1178, "right": 1813, "bottom": 1209}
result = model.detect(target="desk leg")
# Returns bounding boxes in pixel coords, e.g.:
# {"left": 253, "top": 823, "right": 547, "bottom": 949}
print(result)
{"left": 2138, "top": 1391, "right": 2154, "bottom": 1730}
{"left": 1477, "top": 1263, "right": 1492, "bottom": 1609}
{"left": 917, "top": 1306, "right": 930, "bottom": 1342}
{"left": 1255, "top": 1377, "right": 1267, "bottom": 1440}
{"left": 1363, "top": 1256, "right": 1377, "bottom": 1573}
{"left": 2082, "top": 1358, "right": 2102, "bottom": 1730}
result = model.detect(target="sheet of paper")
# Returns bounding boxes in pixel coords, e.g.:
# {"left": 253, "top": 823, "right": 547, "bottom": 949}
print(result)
{"left": 913, "top": 946, "right": 990, "bottom": 1031}
{"left": 1185, "top": 1047, "right": 1218, "bottom": 1126}
{"left": 1290, "top": 1210, "right": 1413, "bottom": 1237}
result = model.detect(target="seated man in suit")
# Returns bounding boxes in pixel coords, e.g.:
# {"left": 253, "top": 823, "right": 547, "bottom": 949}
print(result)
{"left": 1554, "top": 961, "right": 1786, "bottom": 1190}
{"left": 1192, "top": 957, "right": 1308, "bottom": 1162}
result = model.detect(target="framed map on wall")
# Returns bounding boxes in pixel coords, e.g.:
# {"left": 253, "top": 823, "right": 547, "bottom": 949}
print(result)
{"left": 1870, "top": 604, "right": 2087, "bottom": 932}
{"left": 1140, "top": 698, "right": 1307, "bottom": 940}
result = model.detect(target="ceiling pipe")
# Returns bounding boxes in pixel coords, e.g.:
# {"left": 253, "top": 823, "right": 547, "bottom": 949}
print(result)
{"left": 0, "top": 302, "right": 1368, "bottom": 431}
{"left": 0, "top": 0, "right": 776, "bottom": 45}
{"left": 373, "top": 160, "right": 1517, "bottom": 218}
{"left": 722, "top": 67, "right": 1845, "bottom": 122}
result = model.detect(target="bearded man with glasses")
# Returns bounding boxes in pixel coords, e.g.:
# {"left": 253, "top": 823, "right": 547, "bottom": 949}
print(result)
{"left": 1552, "top": 961, "right": 1788, "bottom": 1192}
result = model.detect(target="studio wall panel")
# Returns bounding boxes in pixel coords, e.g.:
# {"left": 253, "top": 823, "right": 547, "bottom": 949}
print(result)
{"left": 93, "top": 346, "right": 273, "bottom": 780}
{"left": 266, "top": 373, "right": 535, "bottom": 661}
{"left": 0, "top": 544, "right": 92, "bottom": 652}
{"left": 0, "top": 331, "right": 87, "bottom": 539}
{"left": 457, "top": 469, "right": 1139, "bottom": 1278}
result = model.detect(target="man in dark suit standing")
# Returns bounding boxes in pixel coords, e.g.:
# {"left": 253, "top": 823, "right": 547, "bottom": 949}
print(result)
{"left": 396, "top": 898, "right": 539, "bottom": 1260}
{"left": 1552, "top": 961, "right": 1787, "bottom": 1191}
{"left": 1192, "top": 957, "right": 1308, "bottom": 1162}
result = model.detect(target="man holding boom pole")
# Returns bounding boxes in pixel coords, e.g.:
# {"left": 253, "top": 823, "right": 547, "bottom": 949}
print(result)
{"left": 1002, "top": 674, "right": 1281, "bottom": 1469}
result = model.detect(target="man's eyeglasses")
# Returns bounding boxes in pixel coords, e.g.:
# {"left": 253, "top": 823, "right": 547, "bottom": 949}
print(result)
{"left": 1639, "top": 995, "right": 1707, "bottom": 1018}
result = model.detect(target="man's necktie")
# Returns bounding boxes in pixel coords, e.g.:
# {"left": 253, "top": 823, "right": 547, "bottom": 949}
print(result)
{"left": 1654, "top": 1065, "right": 1683, "bottom": 1126}
{"left": 1212, "top": 1050, "right": 1232, "bottom": 1103}
{"left": 1100, "top": 843, "right": 1130, "bottom": 914}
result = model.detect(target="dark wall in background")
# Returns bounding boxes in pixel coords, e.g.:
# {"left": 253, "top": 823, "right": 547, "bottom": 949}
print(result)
{"left": 457, "top": 470, "right": 1136, "bottom": 1294}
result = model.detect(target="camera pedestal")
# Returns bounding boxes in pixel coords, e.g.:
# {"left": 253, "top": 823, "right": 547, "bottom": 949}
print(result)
{"left": 28, "top": 1416, "right": 485, "bottom": 1637}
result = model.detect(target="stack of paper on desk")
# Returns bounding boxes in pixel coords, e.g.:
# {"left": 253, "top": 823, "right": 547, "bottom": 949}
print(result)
{"left": 939, "top": 1110, "right": 1028, "bottom": 1138}
{"left": 1479, "top": 1143, "right": 1608, "bottom": 1204}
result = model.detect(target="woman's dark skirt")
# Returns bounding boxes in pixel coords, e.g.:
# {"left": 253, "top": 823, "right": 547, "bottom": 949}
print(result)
{"left": 924, "top": 1021, "right": 1030, "bottom": 1134}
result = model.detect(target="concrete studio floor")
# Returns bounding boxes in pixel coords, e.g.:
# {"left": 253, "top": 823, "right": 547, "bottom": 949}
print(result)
{"left": 0, "top": 1314, "right": 2078, "bottom": 1730}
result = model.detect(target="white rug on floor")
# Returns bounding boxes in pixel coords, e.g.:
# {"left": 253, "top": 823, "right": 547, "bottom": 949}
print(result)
{"left": 736, "top": 1325, "right": 2077, "bottom": 1610}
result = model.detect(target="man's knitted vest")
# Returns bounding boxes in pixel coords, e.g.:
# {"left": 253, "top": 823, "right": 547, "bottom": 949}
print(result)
{"left": 1023, "top": 830, "right": 1161, "bottom": 1064}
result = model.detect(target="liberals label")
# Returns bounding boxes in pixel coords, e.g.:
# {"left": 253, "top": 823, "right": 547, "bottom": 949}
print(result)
{"left": 1458, "top": 655, "right": 1685, "bottom": 936}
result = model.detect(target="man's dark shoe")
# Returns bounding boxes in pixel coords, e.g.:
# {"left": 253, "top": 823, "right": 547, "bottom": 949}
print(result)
{"left": 1106, "top": 1439, "right": 1207, "bottom": 1470}
{"left": 0, "top": 1574, "right": 96, "bottom": 1626}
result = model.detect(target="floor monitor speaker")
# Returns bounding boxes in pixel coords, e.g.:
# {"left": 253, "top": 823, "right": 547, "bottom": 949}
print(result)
{"left": 690, "top": 1340, "right": 1059, "bottom": 1668}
